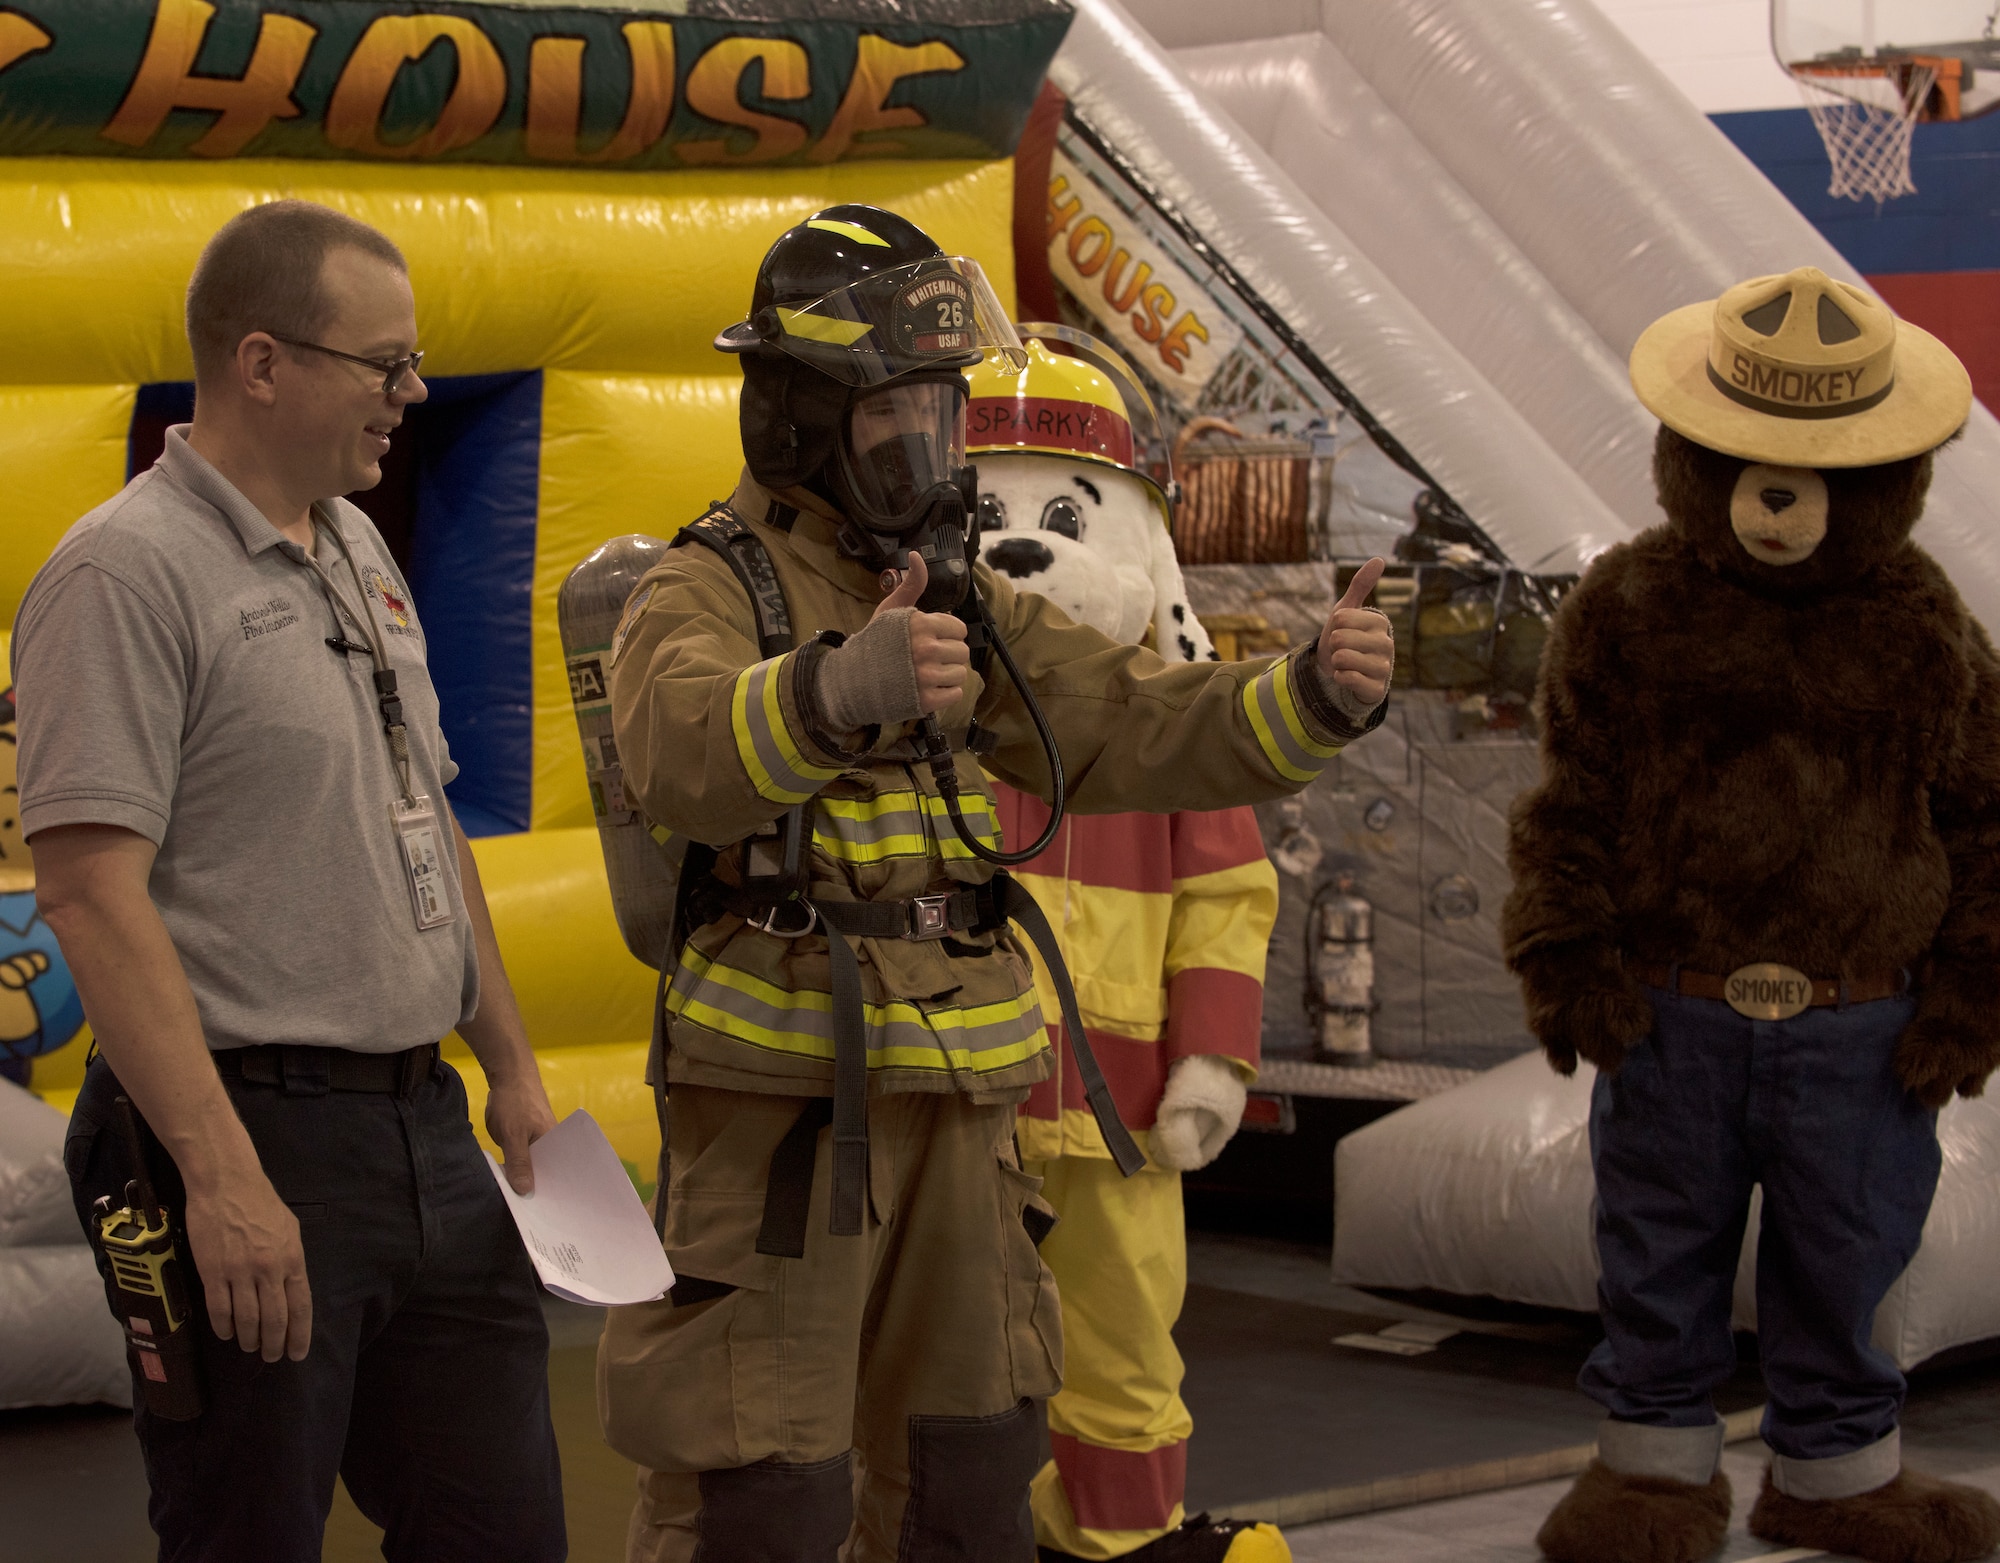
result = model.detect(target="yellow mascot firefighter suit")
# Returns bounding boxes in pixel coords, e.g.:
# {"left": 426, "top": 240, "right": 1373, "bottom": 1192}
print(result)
{"left": 595, "top": 207, "right": 1390, "bottom": 1563}
{"left": 969, "top": 337, "right": 1290, "bottom": 1563}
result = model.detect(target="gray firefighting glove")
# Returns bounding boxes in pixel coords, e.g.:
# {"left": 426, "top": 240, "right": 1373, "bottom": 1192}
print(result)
{"left": 814, "top": 609, "right": 925, "bottom": 733}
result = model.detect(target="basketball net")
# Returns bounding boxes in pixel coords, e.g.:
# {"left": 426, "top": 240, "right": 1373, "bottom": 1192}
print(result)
{"left": 1790, "top": 61, "right": 1936, "bottom": 203}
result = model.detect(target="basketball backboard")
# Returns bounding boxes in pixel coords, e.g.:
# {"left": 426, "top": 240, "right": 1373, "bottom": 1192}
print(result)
{"left": 1773, "top": 0, "right": 2000, "bottom": 116}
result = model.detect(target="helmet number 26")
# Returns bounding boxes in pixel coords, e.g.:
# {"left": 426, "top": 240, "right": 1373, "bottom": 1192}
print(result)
{"left": 935, "top": 299, "right": 966, "bottom": 329}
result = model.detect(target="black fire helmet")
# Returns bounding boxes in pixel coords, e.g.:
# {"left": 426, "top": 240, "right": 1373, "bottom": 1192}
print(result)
{"left": 717, "top": 204, "right": 1021, "bottom": 494}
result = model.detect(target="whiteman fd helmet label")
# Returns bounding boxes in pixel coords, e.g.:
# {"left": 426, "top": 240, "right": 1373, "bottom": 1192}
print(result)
{"left": 893, "top": 274, "right": 976, "bottom": 358}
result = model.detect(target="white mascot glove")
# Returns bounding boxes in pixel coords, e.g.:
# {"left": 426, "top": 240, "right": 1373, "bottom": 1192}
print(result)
{"left": 1148, "top": 1055, "right": 1248, "bottom": 1172}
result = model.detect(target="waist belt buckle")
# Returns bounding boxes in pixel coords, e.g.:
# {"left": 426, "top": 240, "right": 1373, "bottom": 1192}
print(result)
{"left": 906, "top": 894, "right": 954, "bottom": 941}
{"left": 1725, "top": 962, "right": 1814, "bottom": 1021}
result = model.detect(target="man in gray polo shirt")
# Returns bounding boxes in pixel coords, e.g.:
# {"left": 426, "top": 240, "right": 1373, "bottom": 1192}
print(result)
{"left": 14, "top": 201, "right": 566, "bottom": 1561}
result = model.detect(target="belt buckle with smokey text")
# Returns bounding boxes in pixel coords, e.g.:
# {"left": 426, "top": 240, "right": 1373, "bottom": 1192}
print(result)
{"left": 1725, "top": 962, "right": 1813, "bottom": 1021}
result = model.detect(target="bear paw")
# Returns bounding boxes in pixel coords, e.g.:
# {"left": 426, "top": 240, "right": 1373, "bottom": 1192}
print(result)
{"left": 1537, "top": 1460, "right": 1732, "bottom": 1563}
{"left": 1521, "top": 967, "right": 1655, "bottom": 1078}
{"left": 1749, "top": 1465, "right": 2000, "bottom": 1563}
{"left": 1895, "top": 1013, "right": 2000, "bottom": 1109}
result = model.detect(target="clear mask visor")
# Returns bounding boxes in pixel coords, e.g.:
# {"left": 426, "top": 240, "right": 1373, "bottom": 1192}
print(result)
{"left": 844, "top": 380, "right": 968, "bottom": 530}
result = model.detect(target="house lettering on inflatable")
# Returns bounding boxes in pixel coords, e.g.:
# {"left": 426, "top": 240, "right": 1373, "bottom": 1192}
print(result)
{"left": 0, "top": 0, "right": 1068, "bottom": 1181}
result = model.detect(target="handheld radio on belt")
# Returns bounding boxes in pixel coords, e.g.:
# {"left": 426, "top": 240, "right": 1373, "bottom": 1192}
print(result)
{"left": 90, "top": 1096, "right": 203, "bottom": 1420}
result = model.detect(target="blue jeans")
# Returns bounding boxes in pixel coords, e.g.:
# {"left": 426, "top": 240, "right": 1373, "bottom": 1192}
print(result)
{"left": 66, "top": 1055, "right": 566, "bottom": 1563}
{"left": 1580, "top": 985, "right": 1940, "bottom": 1464}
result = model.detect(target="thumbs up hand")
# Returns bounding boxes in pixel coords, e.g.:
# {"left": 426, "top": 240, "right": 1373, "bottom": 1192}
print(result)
{"left": 815, "top": 552, "right": 970, "bottom": 734}
{"left": 874, "top": 553, "right": 971, "bottom": 717}
{"left": 1315, "top": 557, "right": 1395, "bottom": 717}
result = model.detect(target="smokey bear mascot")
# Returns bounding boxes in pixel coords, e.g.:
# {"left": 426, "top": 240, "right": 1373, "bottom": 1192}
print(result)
{"left": 1505, "top": 267, "right": 2000, "bottom": 1563}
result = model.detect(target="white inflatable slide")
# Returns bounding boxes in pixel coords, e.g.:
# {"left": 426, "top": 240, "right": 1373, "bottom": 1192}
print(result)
{"left": 1053, "top": 0, "right": 2000, "bottom": 629}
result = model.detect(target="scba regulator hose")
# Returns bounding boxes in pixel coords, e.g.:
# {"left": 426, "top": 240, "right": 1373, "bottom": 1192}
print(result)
{"left": 915, "top": 594, "right": 1066, "bottom": 867}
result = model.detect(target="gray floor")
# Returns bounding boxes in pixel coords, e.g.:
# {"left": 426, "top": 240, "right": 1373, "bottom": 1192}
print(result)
{"left": 1187, "top": 1228, "right": 2000, "bottom": 1563}
{"left": 8, "top": 1235, "right": 1996, "bottom": 1562}
{"left": 1179, "top": 1230, "right": 1768, "bottom": 1517}
{"left": 1186, "top": 1229, "right": 1608, "bottom": 1344}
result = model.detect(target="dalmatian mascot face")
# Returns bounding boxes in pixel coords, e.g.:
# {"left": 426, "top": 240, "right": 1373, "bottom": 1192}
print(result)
{"left": 969, "top": 339, "right": 1215, "bottom": 662}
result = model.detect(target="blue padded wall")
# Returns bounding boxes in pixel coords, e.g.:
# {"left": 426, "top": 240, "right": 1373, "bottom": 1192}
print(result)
{"left": 403, "top": 372, "right": 541, "bottom": 837}
{"left": 1714, "top": 107, "right": 2000, "bottom": 275}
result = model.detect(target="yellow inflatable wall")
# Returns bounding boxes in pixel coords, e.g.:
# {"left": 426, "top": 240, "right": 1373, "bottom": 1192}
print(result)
{"left": 6, "top": 154, "right": 1017, "bottom": 1192}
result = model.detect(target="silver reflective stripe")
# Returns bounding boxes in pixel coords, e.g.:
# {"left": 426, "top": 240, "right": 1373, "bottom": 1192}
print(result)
{"left": 732, "top": 654, "right": 841, "bottom": 805}
{"left": 666, "top": 945, "right": 1047, "bottom": 1075}
{"left": 1243, "top": 657, "right": 1342, "bottom": 784}
{"left": 813, "top": 790, "right": 1000, "bottom": 864}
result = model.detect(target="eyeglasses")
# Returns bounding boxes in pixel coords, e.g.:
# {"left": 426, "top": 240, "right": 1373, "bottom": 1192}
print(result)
{"left": 268, "top": 333, "right": 424, "bottom": 395}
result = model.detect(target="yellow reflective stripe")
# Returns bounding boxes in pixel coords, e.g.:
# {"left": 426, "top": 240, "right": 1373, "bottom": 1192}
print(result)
{"left": 775, "top": 306, "right": 875, "bottom": 347}
{"left": 731, "top": 654, "right": 842, "bottom": 805}
{"left": 924, "top": 792, "right": 1000, "bottom": 860}
{"left": 812, "top": 790, "right": 1001, "bottom": 864}
{"left": 1244, "top": 657, "right": 1342, "bottom": 783}
{"left": 805, "top": 217, "right": 891, "bottom": 247}
{"left": 667, "top": 944, "right": 1048, "bottom": 1074}
{"left": 1273, "top": 656, "right": 1344, "bottom": 759}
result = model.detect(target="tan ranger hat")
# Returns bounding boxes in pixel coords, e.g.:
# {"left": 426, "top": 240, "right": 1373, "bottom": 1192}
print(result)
{"left": 1629, "top": 266, "right": 1971, "bottom": 467}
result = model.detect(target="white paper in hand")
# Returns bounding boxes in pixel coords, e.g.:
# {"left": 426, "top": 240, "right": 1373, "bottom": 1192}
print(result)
{"left": 485, "top": 1110, "right": 674, "bottom": 1307}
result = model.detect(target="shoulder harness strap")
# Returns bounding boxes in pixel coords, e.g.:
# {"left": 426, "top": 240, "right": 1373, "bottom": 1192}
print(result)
{"left": 674, "top": 504, "right": 795, "bottom": 660}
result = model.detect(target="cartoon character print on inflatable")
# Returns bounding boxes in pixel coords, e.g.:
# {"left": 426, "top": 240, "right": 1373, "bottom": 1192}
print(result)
{"left": 1509, "top": 270, "right": 2000, "bottom": 1563}
{"left": 0, "top": 669, "right": 85, "bottom": 1087}
{"left": 973, "top": 331, "right": 1292, "bottom": 1563}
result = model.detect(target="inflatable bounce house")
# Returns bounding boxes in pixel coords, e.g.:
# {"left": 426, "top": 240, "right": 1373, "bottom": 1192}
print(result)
{"left": 0, "top": 0, "right": 1060, "bottom": 1187}
{"left": 6, "top": 0, "right": 1999, "bottom": 1416}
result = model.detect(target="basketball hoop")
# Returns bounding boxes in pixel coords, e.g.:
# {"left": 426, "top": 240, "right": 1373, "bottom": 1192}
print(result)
{"left": 1787, "top": 56, "right": 1956, "bottom": 203}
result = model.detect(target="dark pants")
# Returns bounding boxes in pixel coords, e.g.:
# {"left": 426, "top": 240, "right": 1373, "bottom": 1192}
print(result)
{"left": 1580, "top": 986, "right": 1941, "bottom": 1464}
{"left": 66, "top": 1054, "right": 566, "bottom": 1563}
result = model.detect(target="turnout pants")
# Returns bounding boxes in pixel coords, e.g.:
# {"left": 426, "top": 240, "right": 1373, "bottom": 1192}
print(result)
{"left": 65, "top": 1054, "right": 565, "bottom": 1563}
{"left": 1024, "top": 1156, "right": 1193, "bottom": 1562}
{"left": 1582, "top": 986, "right": 1942, "bottom": 1497}
{"left": 599, "top": 1084, "right": 1064, "bottom": 1563}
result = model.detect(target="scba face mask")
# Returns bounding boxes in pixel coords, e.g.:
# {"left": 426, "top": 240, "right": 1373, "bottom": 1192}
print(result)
{"left": 836, "top": 378, "right": 979, "bottom": 612}
{"left": 840, "top": 379, "right": 969, "bottom": 532}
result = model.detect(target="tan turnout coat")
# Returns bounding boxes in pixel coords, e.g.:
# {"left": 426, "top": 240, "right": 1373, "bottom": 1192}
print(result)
{"left": 609, "top": 474, "right": 1368, "bottom": 1104}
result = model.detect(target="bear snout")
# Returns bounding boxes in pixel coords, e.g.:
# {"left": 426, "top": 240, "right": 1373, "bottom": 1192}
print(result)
{"left": 1730, "top": 463, "right": 1828, "bottom": 566}
{"left": 987, "top": 537, "right": 1056, "bottom": 578}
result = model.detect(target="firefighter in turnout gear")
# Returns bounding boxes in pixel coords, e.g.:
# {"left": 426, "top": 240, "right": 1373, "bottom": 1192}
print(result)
{"left": 596, "top": 205, "right": 1396, "bottom": 1563}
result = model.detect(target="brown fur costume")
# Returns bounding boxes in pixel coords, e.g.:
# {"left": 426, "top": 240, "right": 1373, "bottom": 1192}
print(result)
{"left": 1751, "top": 1465, "right": 2000, "bottom": 1563}
{"left": 1537, "top": 1462, "right": 1732, "bottom": 1563}
{"left": 1502, "top": 426, "right": 2000, "bottom": 1107}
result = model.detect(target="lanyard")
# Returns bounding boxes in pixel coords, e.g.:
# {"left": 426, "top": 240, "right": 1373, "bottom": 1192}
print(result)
{"left": 299, "top": 504, "right": 417, "bottom": 807}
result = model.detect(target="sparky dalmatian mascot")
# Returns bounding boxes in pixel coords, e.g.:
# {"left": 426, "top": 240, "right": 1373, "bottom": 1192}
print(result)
{"left": 970, "top": 329, "right": 1290, "bottom": 1563}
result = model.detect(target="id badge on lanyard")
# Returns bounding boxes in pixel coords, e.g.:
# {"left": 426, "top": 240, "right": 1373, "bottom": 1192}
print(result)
{"left": 392, "top": 796, "right": 455, "bottom": 930}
